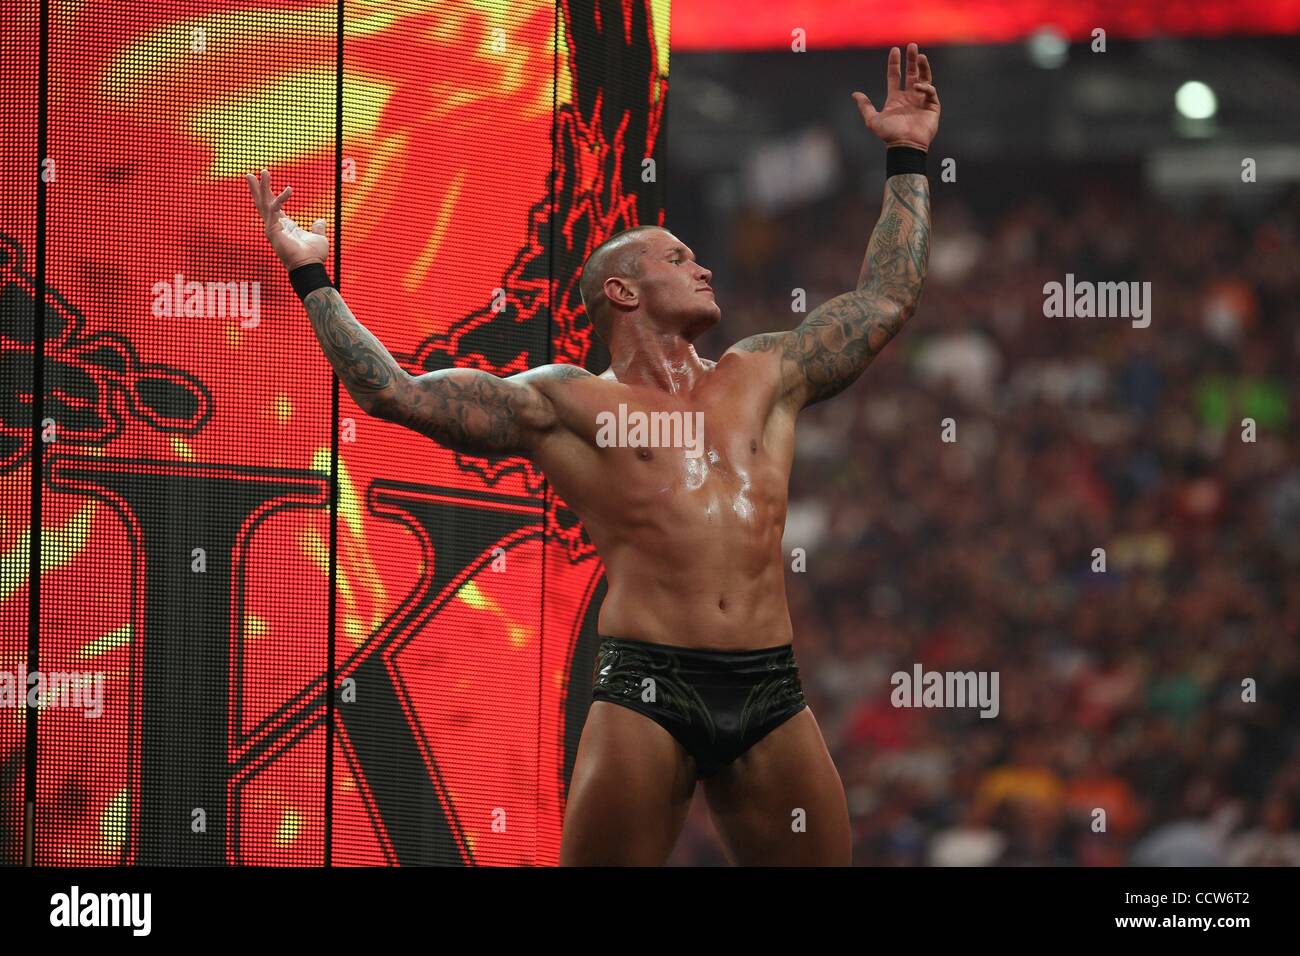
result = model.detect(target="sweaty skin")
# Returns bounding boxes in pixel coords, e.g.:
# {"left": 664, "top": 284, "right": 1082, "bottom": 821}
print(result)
{"left": 245, "top": 47, "right": 934, "bottom": 653}
{"left": 263, "top": 190, "right": 931, "bottom": 650}
{"left": 530, "top": 342, "right": 798, "bottom": 649}
{"left": 549, "top": 173, "right": 932, "bottom": 648}
{"left": 250, "top": 40, "right": 940, "bottom": 865}
{"left": 305, "top": 189, "right": 929, "bottom": 649}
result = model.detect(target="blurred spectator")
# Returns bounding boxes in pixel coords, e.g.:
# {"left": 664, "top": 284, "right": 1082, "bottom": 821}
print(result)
{"left": 667, "top": 172, "right": 1300, "bottom": 866}
{"left": 1227, "top": 793, "right": 1300, "bottom": 866}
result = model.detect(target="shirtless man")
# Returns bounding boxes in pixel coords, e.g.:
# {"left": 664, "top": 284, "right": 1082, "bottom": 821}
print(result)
{"left": 247, "top": 44, "right": 938, "bottom": 866}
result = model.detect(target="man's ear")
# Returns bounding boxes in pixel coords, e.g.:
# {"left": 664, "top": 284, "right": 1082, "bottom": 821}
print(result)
{"left": 604, "top": 275, "right": 637, "bottom": 309}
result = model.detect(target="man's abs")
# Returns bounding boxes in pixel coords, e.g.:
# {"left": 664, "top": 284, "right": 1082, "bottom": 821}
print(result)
{"left": 578, "top": 476, "right": 795, "bottom": 649}
{"left": 596, "top": 553, "right": 794, "bottom": 649}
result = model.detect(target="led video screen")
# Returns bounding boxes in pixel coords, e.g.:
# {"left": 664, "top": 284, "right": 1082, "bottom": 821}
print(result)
{"left": 0, "top": 0, "right": 670, "bottom": 866}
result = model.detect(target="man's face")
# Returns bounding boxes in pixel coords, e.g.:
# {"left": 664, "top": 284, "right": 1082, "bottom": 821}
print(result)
{"left": 628, "top": 229, "right": 719, "bottom": 335}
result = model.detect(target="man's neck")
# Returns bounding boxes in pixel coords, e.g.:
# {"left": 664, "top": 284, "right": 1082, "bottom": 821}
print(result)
{"left": 607, "top": 333, "right": 708, "bottom": 394}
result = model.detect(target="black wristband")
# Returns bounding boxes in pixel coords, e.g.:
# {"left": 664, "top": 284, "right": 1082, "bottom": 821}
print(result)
{"left": 289, "top": 262, "right": 333, "bottom": 301}
{"left": 886, "top": 146, "right": 927, "bottom": 177}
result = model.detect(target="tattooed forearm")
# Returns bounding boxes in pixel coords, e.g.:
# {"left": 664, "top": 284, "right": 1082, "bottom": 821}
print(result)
{"left": 856, "top": 175, "right": 929, "bottom": 292}
{"left": 302, "top": 287, "right": 403, "bottom": 407}
{"left": 788, "top": 172, "right": 930, "bottom": 406}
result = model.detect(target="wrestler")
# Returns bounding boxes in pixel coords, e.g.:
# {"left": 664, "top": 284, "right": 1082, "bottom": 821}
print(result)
{"left": 247, "top": 43, "right": 939, "bottom": 865}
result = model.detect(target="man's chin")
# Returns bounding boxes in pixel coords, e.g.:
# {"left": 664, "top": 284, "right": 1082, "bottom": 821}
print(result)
{"left": 668, "top": 300, "right": 721, "bottom": 339}
{"left": 686, "top": 306, "right": 720, "bottom": 337}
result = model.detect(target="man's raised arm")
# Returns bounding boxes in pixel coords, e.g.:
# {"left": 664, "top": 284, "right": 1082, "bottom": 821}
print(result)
{"left": 299, "top": 284, "right": 567, "bottom": 455}
{"left": 781, "top": 167, "right": 929, "bottom": 407}
{"left": 246, "top": 168, "right": 564, "bottom": 457}
{"left": 733, "top": 43, "right": 939, "bottom": 409}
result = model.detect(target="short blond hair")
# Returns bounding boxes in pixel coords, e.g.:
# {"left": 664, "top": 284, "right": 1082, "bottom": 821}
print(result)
{"left": 578, "top": 225, "right": 664, "bottom": 342}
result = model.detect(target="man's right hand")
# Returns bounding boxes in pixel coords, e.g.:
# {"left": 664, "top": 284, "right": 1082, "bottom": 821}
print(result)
{"left": 245, "top": 167, "right": 329, "bottom": 270}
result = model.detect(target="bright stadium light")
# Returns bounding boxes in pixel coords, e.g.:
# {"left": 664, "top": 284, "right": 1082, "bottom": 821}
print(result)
{"left": 1175, "top": 80, "right": 1217, "bottom": 120}
{"left": 1026, "top": 27, "right": 1069, "bottom": 69}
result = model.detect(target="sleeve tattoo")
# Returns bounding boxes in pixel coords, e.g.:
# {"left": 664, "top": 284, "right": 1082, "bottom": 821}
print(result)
{"left": 375, "top": 364, "right": 583, "bottom": 456}
{"left": 736, "top": 172, "right": 931, "bottom": 407}
{"left": 301, "top": 286, "right": 582, "bottom": 456}
{"left": 302, "top": 287, "right": 403, "bottom": 405}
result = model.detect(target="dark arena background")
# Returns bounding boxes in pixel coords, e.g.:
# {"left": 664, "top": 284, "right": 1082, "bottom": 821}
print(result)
{"left": 1, "top": 0, "right": 1298, "bottom": 907}
{"left": 1, "top": 0, "right": 667, "bottom": 867}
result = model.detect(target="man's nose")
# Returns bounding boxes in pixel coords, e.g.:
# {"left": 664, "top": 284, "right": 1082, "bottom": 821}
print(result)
{"left": 697, "top": 266, "right": 712, "bottom": 284}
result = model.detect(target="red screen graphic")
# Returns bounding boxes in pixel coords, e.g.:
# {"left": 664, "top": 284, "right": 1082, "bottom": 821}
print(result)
{"left": 670, "top": 0, "right": 1300, "bottom": 50}
{"left": 0, "top": 0, "right": 668, "bottom": 866}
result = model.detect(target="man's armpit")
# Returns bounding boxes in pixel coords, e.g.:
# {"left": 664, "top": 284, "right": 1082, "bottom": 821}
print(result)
{"left": 723, "top": 332, "right": 798, "bottom": 408}
{"left": 509, "top": 363, "right": 594, "bottom": 435}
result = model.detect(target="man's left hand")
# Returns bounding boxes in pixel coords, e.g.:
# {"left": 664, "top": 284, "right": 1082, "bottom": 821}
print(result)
{"left": 852, "top": 43, "right": 940, "bottom": 151}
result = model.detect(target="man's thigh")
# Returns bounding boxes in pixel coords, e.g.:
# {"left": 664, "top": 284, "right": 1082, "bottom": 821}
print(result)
{"left": 559, "top": 701, "right": 697, "bottom": 866}
{"left": 701, "top": 707, "right": 851, "bottom": 866}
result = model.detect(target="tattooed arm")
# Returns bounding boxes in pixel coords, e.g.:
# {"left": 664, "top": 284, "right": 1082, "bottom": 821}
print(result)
{"left": 245, "top": 169, "right": 583, "bottom": 456}
{"left": 727, "top": 173, "right": 930, "bottom": 408}
{"left": 299, "top": 286, "right": 404, "bottom": 413}
{"left": 727, "top": 44, "right": 939, "bottom": 409}
{"left": 769, "top": 173, "right": 930, "bottom": 408}
{"left": 372, "top": 360, "right": 590, "bottom": 456}
{"left": 302, "top": 287, "right": 588, "bottom": 455}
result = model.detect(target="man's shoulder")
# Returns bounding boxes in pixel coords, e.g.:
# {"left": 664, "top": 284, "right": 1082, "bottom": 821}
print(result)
{"left": 513, "top": 362, "right": 596, "bottom": 386}
{"left": 722, "top": 330, "right": 791, "bottom": 358}
{"left": 510, "top": 363, "right": 604, "bottom": 411}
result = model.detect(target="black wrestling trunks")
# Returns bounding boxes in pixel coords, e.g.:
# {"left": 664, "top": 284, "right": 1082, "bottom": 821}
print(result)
{"left": 590, "top": 636, "right": 808, "bottom": 779}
